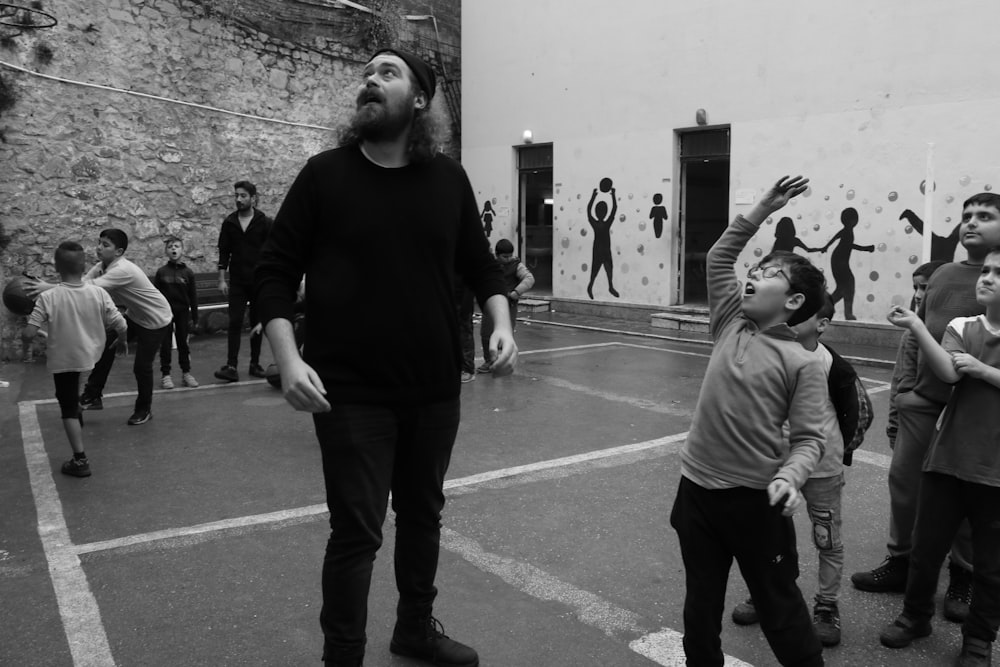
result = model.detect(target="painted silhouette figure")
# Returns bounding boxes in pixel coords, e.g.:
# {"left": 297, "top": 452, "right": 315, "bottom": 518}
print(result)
{"left": 481, "top": 201, "right": 495, "bottom": 238}
{"left": 771, "top": 216, "right": 820, "bottom": 254}
{"left": 818, "top": 207, "right": 875, "bottom": 320}
{"left": 649, "top": 193, "right": 668, "bottom": 239}
{"left": 898, "top": 208, "right": 961, "bottom": 262}
{"left": 587, "top": 178, "right": 619, "bottom": 300}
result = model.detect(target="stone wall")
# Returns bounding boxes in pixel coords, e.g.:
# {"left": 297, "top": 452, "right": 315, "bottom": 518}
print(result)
{"left": 0, "top": 0, "right": 456, "bottom": 359}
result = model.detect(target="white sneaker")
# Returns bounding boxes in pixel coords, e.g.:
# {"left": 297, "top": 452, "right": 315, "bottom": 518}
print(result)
{"left": 181, "top": 372, "right": 199, "bottom": 388}
{"left": 161, "top": 375, "right": 175, "bottom": 389}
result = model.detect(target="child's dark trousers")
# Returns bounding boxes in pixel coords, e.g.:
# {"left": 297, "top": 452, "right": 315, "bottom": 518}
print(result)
{"left": 671, "top": 476, "right": 824, "bottom": 666}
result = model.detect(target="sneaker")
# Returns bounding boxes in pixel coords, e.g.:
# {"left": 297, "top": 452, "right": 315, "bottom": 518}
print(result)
{"left": 214, "top": 365, "right": 239, "bottom": 382}
{"left": 476, "top": 363, "right": 492, "bottom": 374}
{"left": 79, "top": 394, "right": 103, "bottom": 410}
{"left": 460, "top": 371, "right": 476, "bottom": 384}
{"left": 879, "top": 614, "right": 932, "bottom": 648}
{"left": 248, "top": 363, "right": 267, "bottom": 378}
{"left": 851, "top": 555, "right": 908, "bottom": 593}
{"left": 956, "top": 636, "right": 993, "bottom": 667}
{"left": 127, "top": 409, "right": 152, "bottom": 426}
{"left": 390, "top": 615, "right": 479, "bottom": 667}
{"left": 161, "top": 375, "right": 175, "bottom": 389}
{"left": 813, "top": 601, "right": 842, "bottom": 647}
{"left": 181, "top": 372, "right": 199, "bottom": 388}
{"left": 61, "top": 457, "right": 91, "bottom": 477}
{"left": 731, "top": 597, "right": 758, "bottom": 626}
{"left": 944, "top": 563, "right": 973, "bottom": 623}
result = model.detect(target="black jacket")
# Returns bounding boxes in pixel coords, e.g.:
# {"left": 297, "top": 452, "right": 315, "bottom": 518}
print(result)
{"left": 826, "top": 343, "right": 874, "bottom": 466}
{"left": 218, "top": 209, "right": 272, "bottom": 285}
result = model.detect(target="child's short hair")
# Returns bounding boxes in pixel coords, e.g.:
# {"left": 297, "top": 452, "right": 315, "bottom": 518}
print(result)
{"left": 495, "top": 239, "right": 514, "bottom": 255}
{"left": 54, "top": 241, "right": 86, "bottom": 275}
{"left": 912, "top": 260, "right": 947, "bottom": 280}
{"left": 234, "top": 180, "right": 257, "bottom": 196}
{"left": 815, "top": 291, "right": 835, "bottom": 322}
{"left": 759, "top": 250, "right": 827, "bottom": 326}
{"left": 100, "top": 228, "right": 129, "bottom": 251}
{"left": 962, "top": 192, "right": 1000, "bottom": 212}
{"left": 164, "top": 235, "right": 183, "bottom": 247}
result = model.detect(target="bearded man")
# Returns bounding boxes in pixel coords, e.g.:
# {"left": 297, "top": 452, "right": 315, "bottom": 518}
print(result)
{"left": 254, "top": 49, "right": 517, "bottom": 667}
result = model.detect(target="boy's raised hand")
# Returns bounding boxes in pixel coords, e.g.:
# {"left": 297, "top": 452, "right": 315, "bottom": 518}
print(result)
{"left": 758, "top": 175, "right": 810, "bottom": 212}
{"left": 886, "top": 305, "right": 919, "bottom": 329}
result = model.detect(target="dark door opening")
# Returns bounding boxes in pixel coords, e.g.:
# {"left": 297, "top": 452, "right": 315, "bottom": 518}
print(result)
{"left": 517, "top": 144, "right": 553, "bottom": 294}
{"left": 679, "top": 129, "right": 730, "bottom": 304}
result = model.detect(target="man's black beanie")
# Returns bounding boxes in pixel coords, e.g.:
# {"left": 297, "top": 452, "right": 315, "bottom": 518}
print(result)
{"left": 370, "top": 48, "right": 436, "bottom": 100}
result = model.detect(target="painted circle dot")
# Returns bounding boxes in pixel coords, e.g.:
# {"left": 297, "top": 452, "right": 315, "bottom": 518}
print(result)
{"left": 659, "top": 263, "right": 664, "bottom": 269}
{"left": 621, "top": 264, "right": 629, "bottom": 274}
{"left": 888, "top": 191, "right": 899, "bottom": 202}
{"left": 877, "top": 243, "right": 887, "bottom": 252}
{"left": 797, "top": 215, "right": 802, "bottom": 220}
{"left": 580, "top": 229, "right": 588, "bottom": 237}
{"left": 581, "top": 264, "right": 588, "bottom": 272}
{"left": 946, "top": 195, "right": 954, "bottom": 204}
{"left": 867, "top": 294, "right": 875, "bottom": 302}
{"left": 945, "top": 217, "right": 951, "bottom": 223}
{"left": 875, "top": 206, "right": 883, "bottom": 213}
{"left": 986, "top": 184, "right": 994, "bottom": 191}
{"left": 753, "top": 248, "right": 763, "bottom": 257}
{"left": 920, "top": 180, "right": 937, "bottom": 194}
{"left": 846, "top": 189, "right": 856, "bottom": 200}
{"left": 637, "top": 244, "right": 645, "bottom": 255}
{"left": 813, "top": 224, "right": 821, "bottom": 231}
{"left": 824, "top": 195, "right": 830, "bottom": 201}
{"left": 561, "top": 238, "right": 570, "bottom": 248}
{"left": 803, "top": 187, "right": 813, "bottom": 198}
{"left": 960, "top": 175, "right": 972, "bottom": 187}
{"left": 904, "top": 225, "right": 913, "bottom": 234}
{"left": 642, "top": 277, "right": 649, "bottom": 286}
{"left": 619, "top": 214, "right": 626, "bottom": 222}
{"left": 909, "top": 255, "right": 919, "bottom": 264}
{"left": 628, "top": 193, "right": 633, "bottom": 200}
{"left": 638, "top": 222, "right": 646, "bottom": 232}
{"left": 895, "top": 272, "right": 902, "bottom": 279}
{"left": 491, "top": 197, "right": 497, "bottom": 204}
{"left": 870, "top": 271, "right": 880, "bottom": 281}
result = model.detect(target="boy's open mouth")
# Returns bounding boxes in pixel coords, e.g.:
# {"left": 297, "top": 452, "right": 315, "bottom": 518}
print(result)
{"left": 744, "top": 282, "right": 756, "bottom": 295}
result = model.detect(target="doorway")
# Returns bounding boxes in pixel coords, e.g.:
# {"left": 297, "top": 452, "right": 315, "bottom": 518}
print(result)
{"left": 517, "top": 144, "right": 553, "bottom": 294}
{"left": 678, "top": 129, "right": 730, "bottom": 304}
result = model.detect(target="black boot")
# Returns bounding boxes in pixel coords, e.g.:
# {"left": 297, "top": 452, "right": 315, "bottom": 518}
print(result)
{"left": 390, "top": 615, "right": 479, "bottom": 667}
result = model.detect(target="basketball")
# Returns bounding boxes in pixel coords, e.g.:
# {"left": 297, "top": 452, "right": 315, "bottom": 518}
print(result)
{"left": 265, "top": 363, "right": 282, "bottom": 389}
{"left": 599, "top": 177, "right": 613, "bottom": 193}
{"left": 3, "top": 277, "right": 37, "bottom": 316}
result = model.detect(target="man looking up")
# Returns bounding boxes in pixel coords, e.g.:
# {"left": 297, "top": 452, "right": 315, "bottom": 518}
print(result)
{"left": 255, "top": 49, "right": 517, "bottom": 667}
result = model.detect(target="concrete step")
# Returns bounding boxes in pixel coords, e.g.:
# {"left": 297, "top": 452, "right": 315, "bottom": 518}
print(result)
{"left": 518, "top": 298, "right": 551, "bottom": 313}
{"left": 651, "top": 307, "right": 710, "bottom": 334}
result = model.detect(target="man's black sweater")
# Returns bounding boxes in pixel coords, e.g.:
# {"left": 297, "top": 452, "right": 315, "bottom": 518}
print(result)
{"left": 255, "top": 145, "right": 506, "bottom": 406}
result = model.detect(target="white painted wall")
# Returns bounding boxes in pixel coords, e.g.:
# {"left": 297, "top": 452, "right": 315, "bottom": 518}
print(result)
{"left": 462, "top": 0, "right": 1000, "bottom": 321}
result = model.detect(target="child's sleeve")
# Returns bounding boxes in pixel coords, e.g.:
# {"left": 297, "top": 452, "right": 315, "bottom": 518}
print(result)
{"left": 26, "top": 294, "right": 49, "bottom": 329}
{"left": 186, "top": 268, "right": 199, "bottom": 322}
{"left": 886, "top": 330, "right": 916, "bottom": 445}
{"left": 89, "top": 263, "right": 132, "bottom": 292}
{"left": 940, "top": 317, "right": 968, "bottom": 355}
{"left": 776, "top": 357, "right": 827, "bottom": 487}
{"left": 705, "top": 215, "right": 755, "bottom": 339}
{"left": 513, "top": 262, "right": 535, "bottom": 294}
{"left": 100, "top": 289, "right": 128, "bottom": 336}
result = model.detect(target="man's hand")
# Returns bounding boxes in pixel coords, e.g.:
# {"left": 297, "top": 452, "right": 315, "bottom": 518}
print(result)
{"left": 488, "top": 330, "right": 518, "bottom": 377}
{"left": 886, "top": 305, "right": 920, "bottom": 330}
{"left": 767, "top": 478, "right": 802, "bottom": 517}
{"left": 759, "top": 175, "right": 809, "bottom": 211}
{"left": 279, "top": 356, "right": 331, "bottom": 413}
{"left": 218, "top": 279, "right": 229, "bottom": 296}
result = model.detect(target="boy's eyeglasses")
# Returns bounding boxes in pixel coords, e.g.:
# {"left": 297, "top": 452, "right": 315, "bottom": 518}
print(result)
{"left": 747, "top": 264, "right": 789, "bottom": 282}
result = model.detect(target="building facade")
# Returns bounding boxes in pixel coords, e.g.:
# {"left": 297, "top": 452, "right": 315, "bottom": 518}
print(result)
{"left": 461, "top": 0, "right": 1000, "bottom": 326}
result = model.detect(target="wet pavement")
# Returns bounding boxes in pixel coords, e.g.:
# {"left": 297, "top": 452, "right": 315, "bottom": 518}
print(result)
{"left": 0, "top": 310, "right": 982, "bottom": 666}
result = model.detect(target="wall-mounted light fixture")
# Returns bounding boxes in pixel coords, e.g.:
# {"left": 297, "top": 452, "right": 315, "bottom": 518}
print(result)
{"left": 695, "top": 109, "right": 707, "bottom": 126}
{"left": 522, "top": 130, "right": 533, "bottom": 144}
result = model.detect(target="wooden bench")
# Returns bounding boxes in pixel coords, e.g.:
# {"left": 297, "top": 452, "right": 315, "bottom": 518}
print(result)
{"left": 193, "top": 271, "right": 230, "bottom": 333}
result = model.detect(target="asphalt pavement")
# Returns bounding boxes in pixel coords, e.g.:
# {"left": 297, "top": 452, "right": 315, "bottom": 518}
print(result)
{"left": 0, "top": 311, "right": 983, "bottom": 666}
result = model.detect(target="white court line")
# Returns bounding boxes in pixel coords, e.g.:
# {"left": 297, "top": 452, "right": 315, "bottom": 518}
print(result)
{"left": 441, "top": 528, "right": 753, "bottom": 667}
{"left": 19, "top": 403, "right": 115, "bottom": 666}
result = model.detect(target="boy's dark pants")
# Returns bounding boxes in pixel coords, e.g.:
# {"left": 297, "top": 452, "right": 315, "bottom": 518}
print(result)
{"left": 84, "top": 322, "right": 170, "bottom": 412}
{"left": 226, "top": 281, "right": 261, "bottom": 368}
{"left": 159, "top": 308, "right": 192, "bottom": 375}
{"left": 904, "top": 471, "right": 1000, "bottom": 643}
{"left": 312, "top": 398, "right": 460, "bottom": 662}
{"left": 671, "top": 476, "right": 823, "bottom": 667}
{"left": 888, "top": 391, "right": 974, "bottom": 568}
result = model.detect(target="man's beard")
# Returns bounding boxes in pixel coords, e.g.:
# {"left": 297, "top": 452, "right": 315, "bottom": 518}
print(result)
{"left": 235, "top": 201, "right": 250, "bottom": 212}
{"left": 348, "top": 92, "right": 414, "bottom": 143}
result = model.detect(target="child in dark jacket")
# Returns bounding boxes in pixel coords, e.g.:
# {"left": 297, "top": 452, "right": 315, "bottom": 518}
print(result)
{"left": 153, "top": 236, "right": 199, "bottom": 389}
{"left": 477, "top": 238, "right": 534, "bottom": 373}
